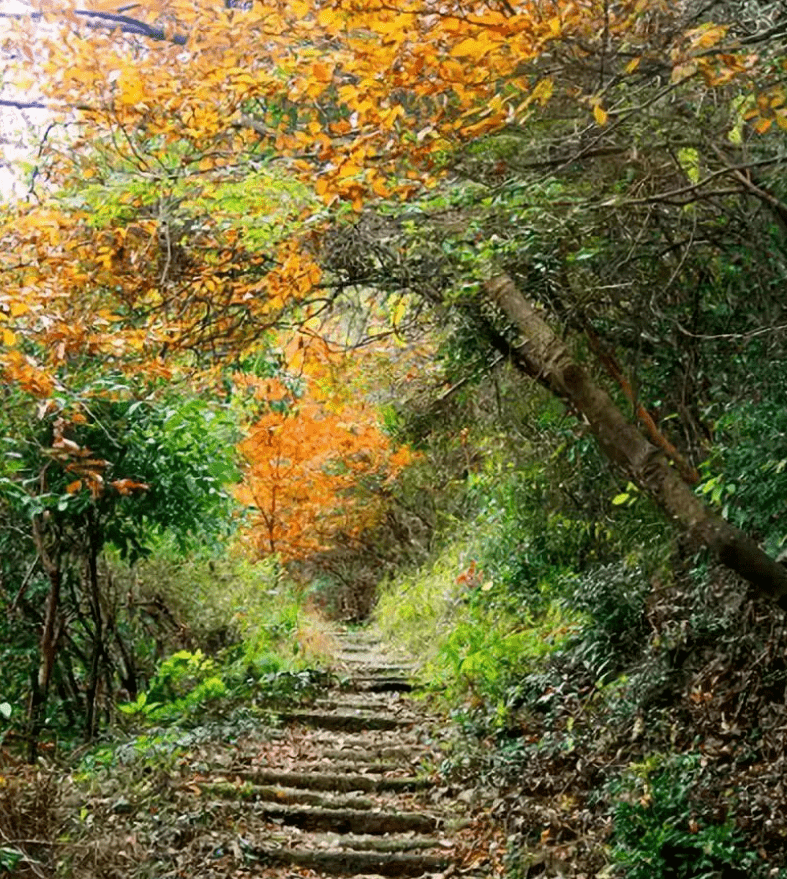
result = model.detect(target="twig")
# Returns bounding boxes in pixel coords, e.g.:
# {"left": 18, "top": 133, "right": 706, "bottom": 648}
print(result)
{"left": 10, "top": 557, "right": 39, "bottom": 612}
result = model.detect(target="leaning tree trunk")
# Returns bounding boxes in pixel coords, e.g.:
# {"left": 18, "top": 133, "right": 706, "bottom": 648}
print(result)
{"left": 486, "top": 274, "right": 787, "bottom": 610}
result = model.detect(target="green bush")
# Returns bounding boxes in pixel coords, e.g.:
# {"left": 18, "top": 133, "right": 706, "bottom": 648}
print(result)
{"left": 115, "top": 555, "right": 334, "bottom": 726}
{"left": 467, "top": 461, "right": 608, "bottom": 611}
{"left": 608, "top": 752, "right": 764, "bottom": 879}
{"left": 700, "top": 387, "right": 787, "bottom": 555}
{"left": 562, "top": 561, "right": 650, "bottom": 682}
{"left": 118, "top": 649, "right": 228, "bottom": 723}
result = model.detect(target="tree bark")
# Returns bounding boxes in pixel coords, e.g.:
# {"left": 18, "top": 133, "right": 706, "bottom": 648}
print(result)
{"left": 486, "top": 274, "right": 787, "bottom": 610}
{"left": 84, "top": 523, "right": 105, "bottom": 741}
{"left": 27, "top": 515, "right": 66, "bottom": 762}
{"left": 27, "top": 565, "right": 62, "bottom": 762}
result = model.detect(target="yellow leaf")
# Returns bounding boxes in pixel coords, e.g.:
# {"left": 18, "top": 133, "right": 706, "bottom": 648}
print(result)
{"left": 311, "top": 61, "right": 333, "bottom": 83}
{"left": 451, "top": 36, "right": 493, "bottom": 61}
{"left": 338, "top": 162, "right": 361, "bottom": 180}
{"left": 317, "top": 7, "right": 341, "bottom": 27}
{"left": 118, "top": 72, "right": 145, "bottom": 106}
{"left": 392, "top": 298, "right": 407, "bottom": 326}
{"left": 625, "top": 57, "right": 641, "bottom": 74}
{"left": 692, "top": 23, "right": 729, "bottom": 50}
{"left": 593, "top": 104, "right": 608, "bottom": 126}
{"left": 371, "top": 176, "right": 390, "bottom": 198}
{"left": 2, "top": 328, "right": 17, "bottom": 347}
{"left": 677, "top": 147, "right": 700, "bottom": 184}
{"left": 530, "top": 78, "right": 553, "bottom": 106}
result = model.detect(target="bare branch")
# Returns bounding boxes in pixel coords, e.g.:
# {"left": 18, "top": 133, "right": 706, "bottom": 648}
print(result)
{"left": 0, "top": 9, "right": 187, "bottom": 45}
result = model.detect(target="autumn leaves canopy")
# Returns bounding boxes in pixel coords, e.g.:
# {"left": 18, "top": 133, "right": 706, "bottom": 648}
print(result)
{"left": 0, "top": 0, "right": 784, "bottom": 564}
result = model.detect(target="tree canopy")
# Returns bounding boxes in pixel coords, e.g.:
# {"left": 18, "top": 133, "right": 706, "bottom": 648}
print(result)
{"left": 3, "top": 0, "right": 785, "bottom": 590}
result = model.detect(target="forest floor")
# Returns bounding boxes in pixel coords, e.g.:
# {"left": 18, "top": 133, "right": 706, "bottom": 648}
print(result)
{"left": 9, "top": 630, "right": 504, "bottom": 879}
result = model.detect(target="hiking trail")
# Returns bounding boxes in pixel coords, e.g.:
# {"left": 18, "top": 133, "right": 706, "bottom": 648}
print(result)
{"left": 132, "top": 628, "right": 489, "bottom": 878}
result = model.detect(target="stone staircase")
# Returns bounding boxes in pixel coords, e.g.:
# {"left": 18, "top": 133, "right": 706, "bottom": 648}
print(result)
{"left": 170, "top": 629, "right": 473, "bottom": 878}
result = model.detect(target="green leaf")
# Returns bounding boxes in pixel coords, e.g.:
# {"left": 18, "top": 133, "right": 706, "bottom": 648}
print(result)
{"left": 677, "top": 147, "right": 700, "bottom": 184}
{"left": 612, "top": 493, "right": 630, "bottom": 505}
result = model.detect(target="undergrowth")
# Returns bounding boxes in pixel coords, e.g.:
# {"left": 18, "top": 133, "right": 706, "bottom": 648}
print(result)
{"left": 375, "top": 444, "right": 787, "bottom": 878}
{"left": 0, "top": 548, "right": 336, "bottom": 877}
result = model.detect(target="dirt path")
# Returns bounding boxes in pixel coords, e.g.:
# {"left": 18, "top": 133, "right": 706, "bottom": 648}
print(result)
{"left": 124, "top": 629, "right": 484, "bottom": 879}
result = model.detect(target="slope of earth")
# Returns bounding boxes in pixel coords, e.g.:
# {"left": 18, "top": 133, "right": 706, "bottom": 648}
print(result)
{"left": 50, "top": 630, "right": 501, "bottom": 879}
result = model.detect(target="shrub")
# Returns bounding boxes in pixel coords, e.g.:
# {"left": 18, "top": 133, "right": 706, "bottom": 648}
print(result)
{"left": 562, "top": 561, "right": 650, "bottom": 683}
{"left": 118, "top": 649, "right": 228, "bottom": 723}
{"left": 608, "top": 752, "right": 765, "bottom": 879}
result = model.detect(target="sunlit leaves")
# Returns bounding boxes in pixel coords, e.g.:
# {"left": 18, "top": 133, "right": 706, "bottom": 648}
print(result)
{"left": 593, "top": 104, "right": 609, "bottom": 127}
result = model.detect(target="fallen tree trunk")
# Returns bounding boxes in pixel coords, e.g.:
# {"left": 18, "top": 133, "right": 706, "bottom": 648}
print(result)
{"left": 486, "top": 274, "right": 787, "bottom": 610}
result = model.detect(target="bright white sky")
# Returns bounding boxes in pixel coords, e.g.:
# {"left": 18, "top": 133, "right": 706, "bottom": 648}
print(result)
{"left": 0, "top": 0, "right": 49, "bottom": 201}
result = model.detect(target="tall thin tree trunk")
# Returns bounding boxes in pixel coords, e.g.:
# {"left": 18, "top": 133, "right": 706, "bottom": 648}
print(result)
{"left": 84, "top": 525, "right": 104, "bottom": 741}
{"left": 486, "top": 274, "right": 787, "bottom": 609}
{"left": 27, "top": 564, "right": 61, "bottom": 762}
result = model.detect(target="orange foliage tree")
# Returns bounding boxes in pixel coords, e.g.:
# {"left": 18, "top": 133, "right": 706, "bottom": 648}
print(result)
{"left": 1, "top": 0, "right": 781, "bottom": 381}
{"left": 236, "top": 366, "right": 412, "bottom": 562}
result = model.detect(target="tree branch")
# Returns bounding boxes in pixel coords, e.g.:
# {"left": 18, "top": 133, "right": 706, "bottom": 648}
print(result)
{"left": 0, "top": 9, "right": 186, "bottom": 45}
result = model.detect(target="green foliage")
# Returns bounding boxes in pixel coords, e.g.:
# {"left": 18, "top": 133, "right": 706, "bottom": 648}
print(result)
{"left": 561, "top": 561, "right": 650, "bottom": 683}
{"left": 376, "top": 415, "right": 658, "bottom": 726}
{"left": 375, "top": 530, "right": 577, "bottom": 724}
{"left": 427, "top": 600, "right": 575, "bottom": 714}
{"left": 0, "top": 847, "right": 23, "bottom": 873}
{"left": 466, "top": 462, "right": 601, "bottom": 610}
{"left": 90, "top": 386, "right": 241, "bottom": 560}
{"left": 111, "top": 554, "right": 332, "bottom": 728}
{"left": 0, "top": 373, "right": 240, "bottom": 560}
{"left": 118, "top": 650, "right": 227, "bottom": 723}
{"left": 608, "top": 753, "right": 764, "bottom": 879}
{"left": 699, "top": 381, "right": 787, "bottom": 555}
{"left": 374, "top": 541, "right": 469, "bottom": 660}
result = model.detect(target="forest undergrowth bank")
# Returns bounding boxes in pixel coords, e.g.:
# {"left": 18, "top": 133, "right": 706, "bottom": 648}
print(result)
{"left": 373, "top": 365, "right": 787, "bottom": 879}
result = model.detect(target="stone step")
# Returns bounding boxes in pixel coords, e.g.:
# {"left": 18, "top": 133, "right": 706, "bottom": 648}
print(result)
{"left": 291, "top": 760, "right": 403, "bottom": 774}
{"left": 337, "top": 660, "right": 415, "bottom": 672}
{"left": 311, "top": 700, "right": 416, "bottom": 716}
{"left": 302, "top": 730, "right": 430, "bottom": 752}
{"left": 344, "top": 676, "right": 414, "bottom": 693}
{"left": 246, "top": 843, "right": 451, "bottom": 876}
{"left": 280, "top": 710, "right": 413, "bottom": 732}
{"left": 314, "top": 696, "right": 413, "bottom": 712}
{"left": 247, "top": 802, "right": 440, "bottom": 834}
{"left": 234, "top": 768, "right": 432, "bottom": 793}
{"left": 312, "top": 745, "right": 428, "bottom": 762}
{"left": 199, "top": 782, "right": 380, "bottom": 810}
{"left": 262, "top": 830, "right": 450, "bottom": 854}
